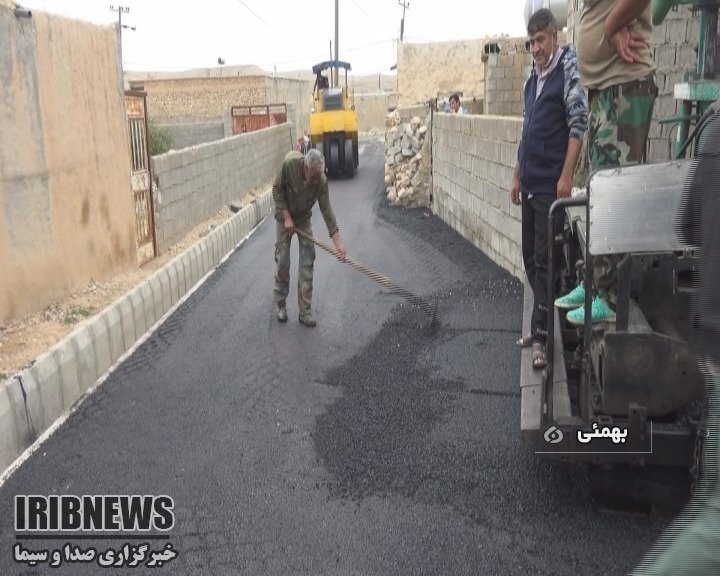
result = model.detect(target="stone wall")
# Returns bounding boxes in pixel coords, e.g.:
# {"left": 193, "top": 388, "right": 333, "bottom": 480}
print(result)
{"left": 432, "top": 114, "right": 523, "bottom": 279}
{"left": 0, "top": 4, "right": 136, "bottom": 324}
{"left": 150, "top": 123, "right": 294, "bottom": 253}
{"left": 384, "top": 111, "right": 431, "bottom": 208}
{"left": 135, "top": 76, "right": 267, "bottom": 118}
{"left": 397, "top": 39, "right": 486, "bottom": 106}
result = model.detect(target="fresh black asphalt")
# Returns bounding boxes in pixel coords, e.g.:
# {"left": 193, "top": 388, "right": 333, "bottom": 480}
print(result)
{"left": 0, "top": 138, "right": 669, "bottom": 575}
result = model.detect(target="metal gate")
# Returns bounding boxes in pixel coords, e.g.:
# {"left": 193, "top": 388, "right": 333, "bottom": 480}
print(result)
{"left": 231, "top": 104, "right": 287, "bottom": 135}
{"left": 124, "top": 91, "right": 156, "bottom": 257}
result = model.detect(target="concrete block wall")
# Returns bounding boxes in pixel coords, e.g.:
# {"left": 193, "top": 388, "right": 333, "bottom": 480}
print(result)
{"left": 432, "top": 113, "right": 524, "bottom": 279}
{"left": 223, "top": 109, "right": 233, "bottom": 139}
{"left": 153, "top": 117, "right": 226, "bottom": 150}
{"left": 151, "top": 122, "right": 294, "bottom": 253}
{"left": 0, "top": 191, "right": 276, "bottom": 476}
{"left": 483, "top": 37, "right": 531, "bottom": 117}
{"left": 566, "top": 0, "right": 580, "bottom": 45}
{"left": 394, "top": 104, "right": 433, "bottom": 125}
{"left": 483, "top": 33, "right": 567, "bottom": 117}
{"left": 646, "top": 5, "right": 706, "bottom": 162}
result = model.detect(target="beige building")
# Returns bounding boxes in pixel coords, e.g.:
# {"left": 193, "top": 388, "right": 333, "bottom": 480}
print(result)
{"left": 0, "top": 2, "right": 136, "bottom": 324}
{"left": 127, "top": 67, "right": 399, "bottom": 148}
{"left": 396, "top": 38, "right": 487, "bottom": 106}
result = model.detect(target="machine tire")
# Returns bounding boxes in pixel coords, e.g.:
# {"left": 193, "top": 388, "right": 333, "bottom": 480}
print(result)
{"left": 329, "top": 140, "right": 340, "bottom": 177}
{"left": 344, "top": 139, "right": 354, "bottom": 178}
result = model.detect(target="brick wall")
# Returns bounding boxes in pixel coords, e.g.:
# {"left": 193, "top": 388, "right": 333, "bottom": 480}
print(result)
{"left": 150, "top": 123, "right": 295, "bottom": 253}
{"left": 432, "top": 114, "right": 523, "bottom": 279}
{"left": 397, "top": 39, "right": 486, "bottom": 106}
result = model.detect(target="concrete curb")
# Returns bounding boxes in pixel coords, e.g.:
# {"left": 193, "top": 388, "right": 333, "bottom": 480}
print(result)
{"left": 0, "top": 190, "right": 274, "bottom": 476}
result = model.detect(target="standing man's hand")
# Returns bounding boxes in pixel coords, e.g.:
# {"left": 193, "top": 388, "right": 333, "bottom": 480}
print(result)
{"left": 557, "top": 175, "right": 572, "bottom": 199}
{"left": 510, "top": 176, "right": 521, "bottom": 206}
{"left": 283, "top": 210, "right": 295, "bottom": 235}
{"left": 606, "top": 20, "right": 648, "bottom": 63}
{"left": 331, "top": 232, "right": 346, "bottom": 261}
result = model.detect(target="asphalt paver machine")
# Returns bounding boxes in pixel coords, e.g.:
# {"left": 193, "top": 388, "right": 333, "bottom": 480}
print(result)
{"left": 520, "top": 0, "right": 720, "bottom": 512}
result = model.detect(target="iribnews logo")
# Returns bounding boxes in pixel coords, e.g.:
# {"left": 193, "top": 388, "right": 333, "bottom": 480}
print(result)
{"left": 15, "top": 495, "right": 175, "bottom": 532}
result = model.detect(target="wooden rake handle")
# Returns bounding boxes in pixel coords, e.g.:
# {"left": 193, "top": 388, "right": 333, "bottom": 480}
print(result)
{"left": 293, "top": 228, "right": 437, "bottom": 320}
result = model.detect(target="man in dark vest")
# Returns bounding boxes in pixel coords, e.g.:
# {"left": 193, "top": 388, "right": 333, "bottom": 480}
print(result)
{"left": 510, "top": 8, "right": 588, "bottom": 369}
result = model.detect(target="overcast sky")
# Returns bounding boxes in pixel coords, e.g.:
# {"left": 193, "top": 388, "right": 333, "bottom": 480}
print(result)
{"left": 20, "top": 0, "right": 531, "bottom": 75}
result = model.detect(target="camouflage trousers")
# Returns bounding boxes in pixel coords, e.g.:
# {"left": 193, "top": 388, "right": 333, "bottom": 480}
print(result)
{"left": 632, "top": 363, "right": 720, "bottom": 575}
{"left": 587, "top": 74, "right": 657, "bottom": 303}
{"left": 273, "top": 218, "right": 315, "bottom": 316}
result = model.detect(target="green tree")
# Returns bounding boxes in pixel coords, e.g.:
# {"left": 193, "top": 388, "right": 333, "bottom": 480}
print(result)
{"left": 148, "top": 122, "right": 175, "bottom": 156}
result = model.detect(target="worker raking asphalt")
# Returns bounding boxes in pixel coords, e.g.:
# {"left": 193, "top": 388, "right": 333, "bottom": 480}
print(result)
{"left": 294, "top": 227, "right": 440, "bottom": 328}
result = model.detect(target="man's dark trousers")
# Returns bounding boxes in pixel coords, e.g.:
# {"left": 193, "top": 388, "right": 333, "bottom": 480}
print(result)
{"left": 521, "top": 192, "right": 565, "bottom": 345}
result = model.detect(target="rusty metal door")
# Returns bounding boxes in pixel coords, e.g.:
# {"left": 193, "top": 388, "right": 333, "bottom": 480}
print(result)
{"left": 231, "top": 104, "right": 287, "bottom": 135}
{"left": 124, "top": 91, "right": 156, "bottom": 257}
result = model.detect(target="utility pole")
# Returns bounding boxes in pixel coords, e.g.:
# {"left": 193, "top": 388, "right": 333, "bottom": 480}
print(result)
{"left": 398, "top": 0, "right": 409, "bottom": 42}
{"left": 334, "top": 0, "right": 339, "bottom": 87}
{"left": 110, "top": 5, "right": 130, "bottom": 67}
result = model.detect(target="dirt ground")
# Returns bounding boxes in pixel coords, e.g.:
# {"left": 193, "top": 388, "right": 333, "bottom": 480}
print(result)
{"left": 0, "top": 183, "right": 271, "bottom": 382}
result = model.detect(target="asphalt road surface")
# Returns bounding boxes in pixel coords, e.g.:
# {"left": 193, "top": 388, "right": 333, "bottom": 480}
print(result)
{"left": 0, "top": 138, "right": 670, "bottom": 575}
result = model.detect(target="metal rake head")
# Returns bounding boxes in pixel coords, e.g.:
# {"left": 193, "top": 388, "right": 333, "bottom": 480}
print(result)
{"left": 428, "top": 293, "right": 440, "bottom": 330}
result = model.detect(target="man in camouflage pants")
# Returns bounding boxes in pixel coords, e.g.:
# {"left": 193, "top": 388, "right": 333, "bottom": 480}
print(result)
{"left": 554, "top": 0, "right": 657, "bottom": 324}
{"left": 272, "top": 148, "right": 345, "bottom": 327}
